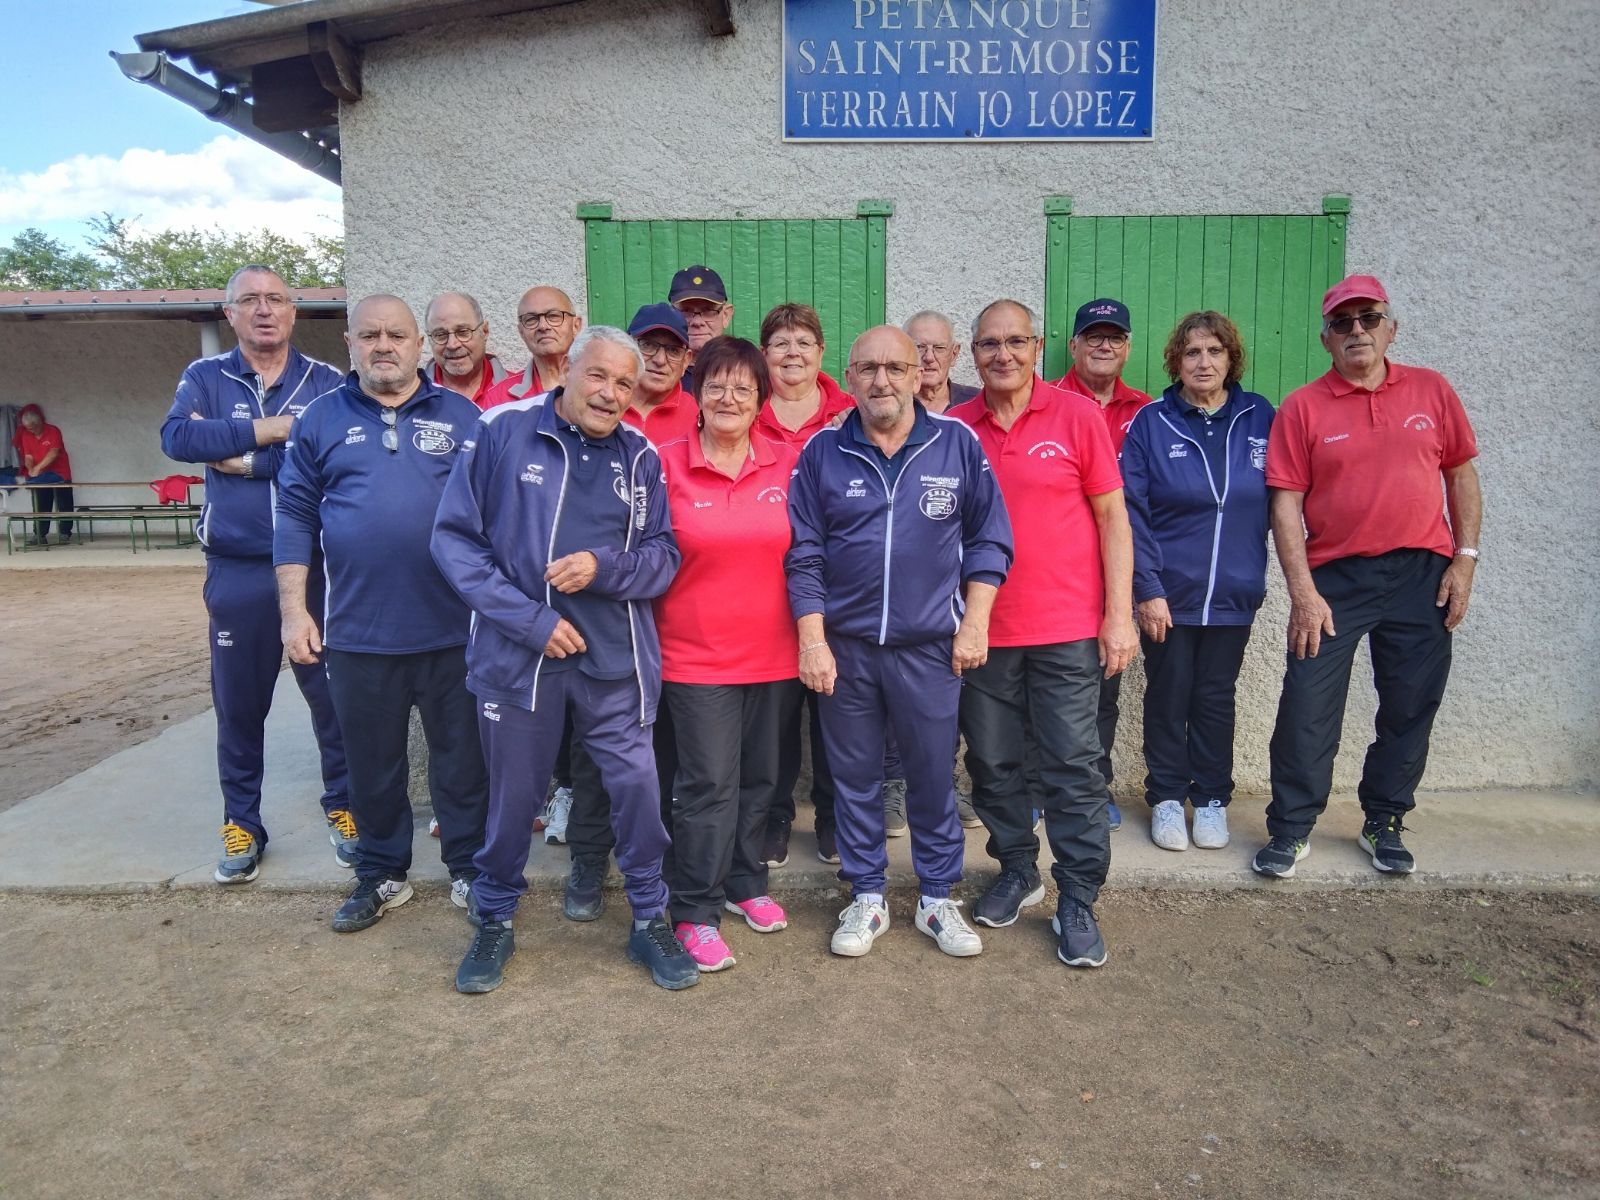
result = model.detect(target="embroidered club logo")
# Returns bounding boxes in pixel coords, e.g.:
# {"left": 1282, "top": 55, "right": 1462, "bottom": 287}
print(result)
{"left": 920, "top": 487, "right": 957, "bottom": 520}
{"left": 412, "top": 428, "right": 456, "bottom": 455}
{"left": 1403, "top": 413, "right": 1436, "bottom": 431}
{"left": 757, "top": 486, "right": 788, "bottom": 504}
{"left": 612, "top": 474, "right": 630, "bottom": 504}
{"left": 1028, "top": 440, "right": 1070, "bottom": 461}
{"left": 1248, "top": 436, "right": 1267, "bottom": 470}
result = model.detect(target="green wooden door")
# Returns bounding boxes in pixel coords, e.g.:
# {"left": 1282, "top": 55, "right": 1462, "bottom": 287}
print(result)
{"left": 1042, "top": 197, "right": 1350, "bottom": 402}
{"left": 578, "top": 202, "right": 891, "bottom": 381}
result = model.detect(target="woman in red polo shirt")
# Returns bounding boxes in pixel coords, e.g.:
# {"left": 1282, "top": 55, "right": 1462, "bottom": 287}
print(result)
{"left": 654, "top": 336, "right": 802, "bottom": 973}
{"left": 753, "top": 303, "right": 854, "bottom": 449}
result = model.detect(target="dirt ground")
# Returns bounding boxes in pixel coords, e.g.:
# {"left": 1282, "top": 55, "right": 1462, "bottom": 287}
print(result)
{"left": 0, "top": 566, "right": 210, "bottom": 811}
{"left": 2, "top": 888, "right": 1596, "bottom": 1200}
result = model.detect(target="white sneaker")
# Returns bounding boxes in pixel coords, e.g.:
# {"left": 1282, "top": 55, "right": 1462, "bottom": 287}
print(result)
{"left": 830, "top": 895, "right": 890, "bottom": 957}
{"left": 450, "top": 876, "right": 472, "bottom": 909}
{"left": 1191, "top": 801, "right": 1230, "bottom": 849}
{"left": 915, "top": 897, "right": 983, "bottom": 957}
{"left": 1150, "top": 799, "right": 1190, "bottom": 851}
{"left": 543, "top": 786, "right": 574, "bottom": 844}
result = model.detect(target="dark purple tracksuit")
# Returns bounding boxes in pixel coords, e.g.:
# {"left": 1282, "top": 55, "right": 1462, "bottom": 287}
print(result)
{"left": 160, "top": 347, "right": 347, "bottom": 847}
{"left": 431, "top": 391, "right": 680, "bottom": 923}
{"left": 786, "top": 406, "right": 1012, "bottom": 898}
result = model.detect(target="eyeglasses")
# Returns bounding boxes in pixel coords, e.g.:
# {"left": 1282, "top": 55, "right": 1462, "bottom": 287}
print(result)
{"left": 767, "top": 336, "right": 819, "bottom": 354}
{"left": 427, "top": 323, "right": 484, "bottom": 346}
{"left": 1324, "top": 310, "right": 1388, "bottom": 335}
{"left": 973, "top": 336, "right": 1038, "bottom": 357}
{"left": 518, "top": 310, "right": 575, "bottom": 329}
{"left": 849, "top": 360, "right": 917, "bottom": 382}
{"left": 914, "top": 342, "right": 953, "bottom": 357}
{"left": 1080, "top": 332, "right": 1129, "bottom": 348}
{"left": 702, "top": 383, "right": 758, "bottom": 402}
{"left": 380, "top": 407, "right": 399, "bottom": 453}
{"left": 638, "top": 339, "right": 688, "bottom": 362}
{"left": 229, "top": 293, "right": 290, "bottom": 311}
{"left": 675, "top": 302, "right": 726, "bottom": 321}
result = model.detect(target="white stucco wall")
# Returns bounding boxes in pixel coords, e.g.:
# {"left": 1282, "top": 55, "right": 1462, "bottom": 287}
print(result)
{"left": 339, "top": 0, "right": 1600, "bottom": 792}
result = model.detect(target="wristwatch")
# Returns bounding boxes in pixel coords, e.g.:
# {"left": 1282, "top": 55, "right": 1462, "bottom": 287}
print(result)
{"left": 1455, "top": 546, "right": 1480, "bottom": 561}
{"left": 240, "top": 450, "right": 256, "bottom": 478}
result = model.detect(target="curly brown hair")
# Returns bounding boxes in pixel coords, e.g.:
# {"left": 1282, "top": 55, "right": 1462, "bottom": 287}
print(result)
{"left": 1162, "top": 311, "right": 1247, "bottom": 387}
{"left": 759, "top": 303, "right": 825, "bottom": 348}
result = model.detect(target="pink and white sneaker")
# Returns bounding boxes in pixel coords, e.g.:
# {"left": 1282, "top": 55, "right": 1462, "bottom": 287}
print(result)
{"left": 725, "top": 895, "right": 788, "bottom": 933}
{"left": 674, "top": 922, "right": 736, "bottom": 972}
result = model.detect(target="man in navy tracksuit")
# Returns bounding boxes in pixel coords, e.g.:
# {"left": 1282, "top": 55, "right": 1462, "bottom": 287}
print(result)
{"left": 160, "top": 264, "right": 350, "bottom": 885}
{"left": 431, "top": 325, "right": 697, "bottom": 995}
{"left": 274, "top": 294, "right": 489, "bottom": 935}
{"left": 786, "top": 325, "right": 1013, "bottom": 960}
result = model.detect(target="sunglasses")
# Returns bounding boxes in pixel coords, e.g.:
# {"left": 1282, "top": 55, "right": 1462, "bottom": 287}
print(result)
{"left": 1325, "top": 311, "right": 1388, "bottom": 335}
{"left": 380, "top": 407, "right": 399, "bottom": 453}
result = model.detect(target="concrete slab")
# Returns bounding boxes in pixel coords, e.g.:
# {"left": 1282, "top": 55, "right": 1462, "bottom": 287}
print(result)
{"left": 1, "top": 670, "right": 1596, "bottom": 896}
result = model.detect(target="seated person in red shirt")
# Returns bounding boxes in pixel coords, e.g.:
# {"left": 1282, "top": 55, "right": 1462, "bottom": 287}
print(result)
{"left": 13, "top": 404, "right": 74, "bottom": 545}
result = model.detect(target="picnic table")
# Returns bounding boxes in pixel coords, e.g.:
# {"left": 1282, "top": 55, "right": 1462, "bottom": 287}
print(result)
{"left": 3, "top": 480, "right": 204, "bottom": 554}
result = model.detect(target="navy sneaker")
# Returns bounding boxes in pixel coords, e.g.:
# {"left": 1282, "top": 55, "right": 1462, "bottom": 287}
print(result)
{"left": 627, "top": 918, "right": 700, "bottom": 991}
{"left": 1360, "top": 816, "right": 1416, "bottom": 874}
{"left": 973, "top": 867, "right": 1046, "bottom": 928}
{"left": 564, "top": 855, "right": 606, "bottom": 922}
{"left": 762, "top": 817, "right": 792, "bottom": 868}
{"left": 1106, "top": 800, "right": 1123, "bottom": 832}
{"left": 815, "top": 821, "right": 840, "bottom": 865}
{"left": 214, "top": 823, "right": 261, "bottom": 885}
{"left": 1251, "top": 835, "right": 1310, "bottom": 879}
{"left": 1051, "top": 896, "right": 1108, "bottom": 968}
{"left": 456, "top": 919, "right": 514, "bottom": 993}
{"left": 332, "top": 876, "right": 412, "bottom": 932}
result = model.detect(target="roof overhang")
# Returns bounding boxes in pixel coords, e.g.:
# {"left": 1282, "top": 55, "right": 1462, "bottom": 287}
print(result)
{"left": 0, "top": 289, "right": 347, "bottom": 323}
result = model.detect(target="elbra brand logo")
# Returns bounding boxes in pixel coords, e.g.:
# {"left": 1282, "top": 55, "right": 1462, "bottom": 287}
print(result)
{"left": 345, "top": 426, "right": 366, "bottom": 445}
{"left": 520, "top": 462, "right": 545, "bottom": 484}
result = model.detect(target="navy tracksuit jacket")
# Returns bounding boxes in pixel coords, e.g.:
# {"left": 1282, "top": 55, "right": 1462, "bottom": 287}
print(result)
{"left": 160, "top": 347, "right": 347, "bottom": 841}
{"left": 431, "top": 392, "right": 681, "bottom": 921}
{"left": 786, "top": 406, "right": 1013, "bottom": 897}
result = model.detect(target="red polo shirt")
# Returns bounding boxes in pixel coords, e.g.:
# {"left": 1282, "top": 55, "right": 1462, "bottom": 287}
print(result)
{"left": 13, "top": 422, "right": 71, "bottom": 481}
{"left": 478, "top": 362, "right": 544, "bottom": 411}
{"left": 1053, "top": 367, "right": 1153, "bottom": 455}
{"left": 654, "top": 432, "right": 801, "bottom": 684}
{"left": 950, "top": 378, "right": 1123, "bottom": 646}
{"left": 1267, "top": 361, "right": 1477, "bottom": 571}
{"left": 622, "top": 386, "right": 698, "bottom": 446}
{"left": 431, "top": 353, "right": 508, "bottom": 408}
{"left": 752, "top": 371, "right": 855, "bottom": 450}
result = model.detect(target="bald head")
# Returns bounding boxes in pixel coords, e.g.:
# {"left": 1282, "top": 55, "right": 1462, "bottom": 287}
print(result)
{"left": 346, "top": 294, "right": 425, "bottom": 398}
{"left": 517, "top": 286, "right": 582, "bottom": 359}
{"left": 845, "top": 325, "right": 920, "bottom": 432}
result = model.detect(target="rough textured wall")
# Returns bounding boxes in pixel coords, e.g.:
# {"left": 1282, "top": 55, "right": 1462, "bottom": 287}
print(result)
{"left": 0, "top": 320, "right": 347, "bottom": 486}
{"left": 341, "top": 0, "right": 1600, "bottom": 791}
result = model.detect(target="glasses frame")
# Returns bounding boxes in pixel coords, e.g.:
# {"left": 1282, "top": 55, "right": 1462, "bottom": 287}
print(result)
{"left": 380, "top": 407, "right": 399, "bottom": 453}
{"left": 1324, "top": 311, "right": 1388, "bottom": 335}
{"left": 972, "top": 335, "right": 1039, "bottom": 358}
{"left": 637, "top": 339, "right": 689, "bottom": 362}
{"left": 848, "top": 360, "right": 918, "bottom": 382}
{"left": 1079, "top": 331, "right": 1130, "bottom": 348}
{"left": 426, "top": 322, "right": 485, "bottom": 346}
{"left": 518, "top": 310, "right": 576, "bottom": 329}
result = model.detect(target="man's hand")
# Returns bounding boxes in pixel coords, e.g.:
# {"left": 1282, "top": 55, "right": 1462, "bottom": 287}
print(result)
{"left": 1436, "top": 557, "right": 1476, "bottom": 630}
{"left": 800, "top": 642, "right": 837, "bottom": 695}
{"left": 1136, "top": 597, "right": 1173, "bottom": 644}
{"left": 951, "top": 617, "right": 988, "bottom": 675}
{"left": 1287, "top": 588, "right": 1336, "bottom": 659}
{"left": 208, "top": 456, "right": 249, "bottom": 475}
{"left": 545, "top": 551, "right": 598, "bottom": 595}
{"left": 254, "top": 414, "right": 294, "bottom": 444}
{"left": 543, "top": 618, "right": 587, "bottom": 659}
{"left": 1099, "top": 610, "right": 1139, "bottom": 678}
{"left": 281, "top": 609, "right": 323, "bottom": 665}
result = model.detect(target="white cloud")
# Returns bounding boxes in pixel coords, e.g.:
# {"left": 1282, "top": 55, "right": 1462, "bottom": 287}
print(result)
{"left": 0, "top": 135, "right": 342, "bottom": 242}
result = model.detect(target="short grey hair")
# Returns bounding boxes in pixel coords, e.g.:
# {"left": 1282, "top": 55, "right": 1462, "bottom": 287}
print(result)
{"left": 225, "top": 264, "right": 286, "bottom": 303}
{"left": 971, "top": 299, "right": 1040, "bottom": 340}
{"left": 425, "top": 290, "right": 485, "bottom": 327}
{"left": 902, "top": 310, "right": 956, "bottom": 340}
{"left": 568, "top": 324, "right": 644, "bottom": 377}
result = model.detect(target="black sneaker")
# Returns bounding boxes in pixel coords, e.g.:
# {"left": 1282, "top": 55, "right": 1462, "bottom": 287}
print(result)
{"left": 1360, "top": 816, "right": 1416, "bottom": 874}
{"left": 1251, "top": 835, "right": 1310, "bottom": 879}
{"left": 815, "top": 821, "right": 840, "bottom": 865}
{"left": 973, "top": 867, "right": 1045, "bottom": 928}
{"left": 456, "top": 919, "right": 514, "bottom": 993}
{"left": 627, "top": 918, "right": 700, "bottom": 991}
{"left": 762, "top": 818, "right": 792, "bottom": 868}
{"left": 564, "top": 855, "right": 606, "bottom": 922}
{"left": 1051, "top": 896, "right": 1108, "bottom": 968}
{"left": 331, "top": 876, "right": 412, "bottom": 932}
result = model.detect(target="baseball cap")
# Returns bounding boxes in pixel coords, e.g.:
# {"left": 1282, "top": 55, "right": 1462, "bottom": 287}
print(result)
{"left": 1321, "top": 274, "right": 1389, "bottom": 316}
{"left": 1072, "top": 298, "right": 1132, "bottom": 336}
{"left": 668, "top": 265, "right": 728, "bottom": 305}
{"left": 628, "top": 303, "right": 689, "bottom": 345}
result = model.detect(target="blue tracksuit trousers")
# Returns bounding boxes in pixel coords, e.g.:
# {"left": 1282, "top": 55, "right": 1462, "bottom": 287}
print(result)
{"left": 473, "top": 672, "right": 670, "bottom": 923}
{"left": 818, "top": 635, "right": 963, "bottom": 898}
{"left": 204, "top": 555, "right": 347, "bottom": 845}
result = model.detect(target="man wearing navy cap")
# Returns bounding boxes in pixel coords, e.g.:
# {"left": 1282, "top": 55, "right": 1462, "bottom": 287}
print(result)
{"left": 623, "top": 304, "right": 697, "bottom": 445}
{"left": 670, "top": 265, "right": 735, "bottom": 394}
{"left": 1053, "top": 297, "right": 1154, "bottom": 835}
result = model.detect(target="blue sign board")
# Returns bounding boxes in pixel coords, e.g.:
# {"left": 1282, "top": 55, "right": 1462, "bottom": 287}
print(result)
{"left": 783, "top": 0, "right": 1157, "bottom": 142}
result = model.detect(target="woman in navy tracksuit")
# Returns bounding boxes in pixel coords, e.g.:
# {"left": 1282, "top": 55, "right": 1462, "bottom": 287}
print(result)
{"left": 1120, "top": 311, "right": 1275, "bottom": 853}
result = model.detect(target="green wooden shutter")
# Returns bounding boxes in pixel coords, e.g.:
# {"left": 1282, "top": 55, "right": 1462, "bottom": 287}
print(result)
{"left": 579, "top": 202, "right": 892, "bottom": 382}
{"left": 1042, "top": 197, "right": 1350, "bottom": 402}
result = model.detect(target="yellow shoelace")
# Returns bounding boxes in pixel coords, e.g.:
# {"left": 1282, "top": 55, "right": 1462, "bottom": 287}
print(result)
{"left": 220, "top": 823, "right": 255, "bottom": 856}
{"left": 327, "top": 809, "right": 357, "bottom": 839}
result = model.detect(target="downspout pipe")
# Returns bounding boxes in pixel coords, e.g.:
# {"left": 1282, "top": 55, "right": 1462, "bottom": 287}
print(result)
{"left": 111, "top": 51, "right": 342, "bottom": 186}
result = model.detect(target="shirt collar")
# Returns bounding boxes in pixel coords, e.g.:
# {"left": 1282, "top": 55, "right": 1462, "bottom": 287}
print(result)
{"left": 1062, "top": 366, "right": 1140, "bottom": 405}
{"left": 540, "top": 386, "right": 627, "bottom": 450}
{"left": 840, "top": 400, "right": 935, "bottom": 453}
{"left": 1325, "top": 358, "right": 1405, "bottom": 398}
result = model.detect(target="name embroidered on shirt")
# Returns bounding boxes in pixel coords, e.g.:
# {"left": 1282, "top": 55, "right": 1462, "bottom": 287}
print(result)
{"left": 920, "top": 473, "right": 960, "bottom": 487}
{"left": 1323, "top": 433, "right": 1351, "bottom": 444}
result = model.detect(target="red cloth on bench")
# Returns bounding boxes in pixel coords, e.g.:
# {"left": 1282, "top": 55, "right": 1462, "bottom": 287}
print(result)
{"left": 150, "top": 475, "right": 202, "bottom": 505}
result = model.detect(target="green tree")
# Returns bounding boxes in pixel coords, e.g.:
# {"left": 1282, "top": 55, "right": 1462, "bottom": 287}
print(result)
{"left": 88, "top": 215, "right": 343, "bottom": 290}
{"left": 0, "top": 228, "right": 109, "bottom": 290}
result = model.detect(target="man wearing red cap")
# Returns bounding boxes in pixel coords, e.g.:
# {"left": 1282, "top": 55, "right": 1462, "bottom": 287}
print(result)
{"left": 1253, "top": 275, "right": 1482, "bottom": 879}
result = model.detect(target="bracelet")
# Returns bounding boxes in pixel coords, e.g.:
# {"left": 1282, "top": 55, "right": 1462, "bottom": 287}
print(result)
{"left": 799, "top": 641, "right": 828, "bottom": 655}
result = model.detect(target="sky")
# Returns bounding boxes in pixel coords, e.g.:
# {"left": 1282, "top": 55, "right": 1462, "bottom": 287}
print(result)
{"left": 0, "top": 0, "right": 343, "bottom": 251}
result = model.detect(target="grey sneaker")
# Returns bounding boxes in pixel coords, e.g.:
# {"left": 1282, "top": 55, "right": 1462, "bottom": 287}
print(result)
{"left": 883, "top": 779, "right": 908, "bottom": 838}
{"left": 543, "top": 786, "right": 573, "bottom": 844}
{"left": 1191, "top": 801, "right": 1230, "bottom": 849}
{"left": 332, "top": 876, "right": 413, "bottom": 932}
{"left": 1360, "top": 816, "right": 1416, "bottom": 874}
{"left": 955, "top": 789, "right": 982, "bottom": 829}
{"left": 1149, "top": 800, "right": 1189, "bottom": 851}
{"left": 1052, "top": 897, "right": 1108, "bottom": 968}
{"left": 214, "top": 823, "right": 261, "bottom": 885}
{"left": 327, "top": 808, "right": 358, "bottom": 868}
{"left": 1251, "top": 836, "right": 1310, "bottom": 878}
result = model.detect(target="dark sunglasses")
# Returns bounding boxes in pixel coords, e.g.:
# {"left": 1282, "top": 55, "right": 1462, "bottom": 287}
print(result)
{"left": 1325, "top": 311, "right": 1387, "bottom": 335}
{"left": 380, "top": 407, "right": 399, "bottom": 453}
